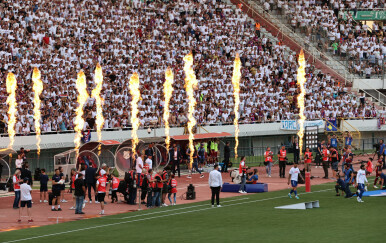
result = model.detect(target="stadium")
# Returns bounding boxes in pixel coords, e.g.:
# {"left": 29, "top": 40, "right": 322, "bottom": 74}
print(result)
{"left": 0, "top": 0, "right": 385, "bottom": 242}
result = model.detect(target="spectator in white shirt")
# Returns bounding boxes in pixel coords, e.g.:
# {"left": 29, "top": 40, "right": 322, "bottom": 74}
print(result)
{"left": 19, "top": 177, "right": 33, "bottom": 223}
{"left": 356, "top": 164, "right": 368, "bottom": 203}
{"left": 208, "top": 164, "right": 223, "bottom": 207}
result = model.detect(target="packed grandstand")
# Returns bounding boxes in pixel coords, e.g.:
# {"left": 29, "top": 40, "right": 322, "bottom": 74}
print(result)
{"left": 0, "top": 0, "right": 384, "bottom": 135}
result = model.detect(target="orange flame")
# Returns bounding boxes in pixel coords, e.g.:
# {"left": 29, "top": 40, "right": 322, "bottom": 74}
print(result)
{"left": 183, "top": 52, "right": 198, "bottom": 167}
{"left": 129, "top": 72, "right": 141, "bottom": 156}
{"left": 32, "top": 68, "right": 43, "bottom": 155}
{"left": 163, "top": 68, "right": 174, "bottom": 152}
{"left": 232, "top": 53, "right": 241, "bottom": 158}
{"left": 91, "top": 64, "right": 104, "bottom": 142}
{"left": 6, "top": 73, "right": 17, "bottom": 149}
{"left": 74, "top": 71, "right": 89, "bottom": 152}
{"left": 297, "top": 50, "right": 306, "bottom": 157}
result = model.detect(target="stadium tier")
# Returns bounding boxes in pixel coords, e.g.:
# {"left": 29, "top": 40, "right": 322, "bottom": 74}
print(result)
{"left": 0, "top": 0, "right": 383, "bottom": 136}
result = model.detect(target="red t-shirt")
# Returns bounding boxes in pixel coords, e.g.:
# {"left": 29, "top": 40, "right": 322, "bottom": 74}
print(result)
{"left": 97, "top": 176, "right": 108, "bottom": 193}
{"left": 305, "top": 152, "right": 312, "bottom": 163}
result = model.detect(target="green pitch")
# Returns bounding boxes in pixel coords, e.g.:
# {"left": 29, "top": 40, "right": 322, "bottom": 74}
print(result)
{"left": 1, "top": 181, "right": 384, "bottom": 243}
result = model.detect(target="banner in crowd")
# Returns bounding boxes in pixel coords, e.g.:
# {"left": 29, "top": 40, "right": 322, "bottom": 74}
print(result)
{"left": 280, "top": 120, "right": 324, "bottom": 131}
{"left": 344, "top": 10, "right": 386, "bottom": 21}
{"left": 325, "top": 118, "right": 338, "bottom": 131}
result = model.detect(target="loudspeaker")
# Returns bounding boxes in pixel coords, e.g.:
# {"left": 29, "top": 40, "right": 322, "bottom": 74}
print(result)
{"left": 0, "top": 182, "right": 6, "bottom": 190}
{"left": 186, "top": 184, "right": 196, "bottom": 200}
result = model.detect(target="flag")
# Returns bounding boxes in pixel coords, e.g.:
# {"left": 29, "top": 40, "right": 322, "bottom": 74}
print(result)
{"left": 326, "top": 118, "right": 337, "bottom": 131}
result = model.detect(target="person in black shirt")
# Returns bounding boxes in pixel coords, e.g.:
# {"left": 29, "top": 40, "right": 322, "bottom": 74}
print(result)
{"left": 20, "top": 162, "right": 33, "bottom": 187}
{"left": 335, "top": 174, "right": 352, "bottom": 198}
{"left": 292, "top": 136, "right": 300, "bottom": 164}
{"left": 51, "top": 169, "right": 62, "bottom": 211}
{"left": 316, "top": 140, "right": 325, "bottom": 168}
{"left": 39, "top": 168, "right": 49, "bottom": 203}
{"left": 85, "top": 166, "right": 98, "bottom": 203}
{"left": 222, "top": 141, "right": 231, "bottom": 173}
{"left": 74, "top": 173, "right": 86, "bottom": 214}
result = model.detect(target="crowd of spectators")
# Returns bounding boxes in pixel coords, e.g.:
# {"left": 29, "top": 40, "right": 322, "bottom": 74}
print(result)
{"left": 266, "top": 0, "right": 386, "bottom": 78}
{"left": 0, "top": 0, "right": 382, "bottom": 136}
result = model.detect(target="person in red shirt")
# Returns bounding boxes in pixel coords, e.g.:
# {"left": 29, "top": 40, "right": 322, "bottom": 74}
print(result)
{"left": 322, "top": 145, "right": 330, "bottom": 179}
{"left": 168, "top": 174, "right": 178, "bottom": 206}
{"left": 277, "top": 146, "right": 287, "bottom": 178}
{"left": 13, "top": 169, "right": 22, "bottom": 209}
{"left": 96, "top": 171, "right": 109, "bottom": 215}
{"left": 304, "top": 147, "right": 313, "bottom": 173}
{"left": 366, "top": 158, "right": 373, "bottom": 175}
{"left": 111, "top": 175, "right": 120, "bottom": 203}
{"left": 374, "top": 158, "right": 383, "bottom": 188}
{"left": 264, "top": 147, "right": 273, "bottom": 177}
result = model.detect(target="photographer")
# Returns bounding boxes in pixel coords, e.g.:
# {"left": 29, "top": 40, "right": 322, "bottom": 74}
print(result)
{"left": 278, "top": 146, "right": 287, "bottom": 178}
{"left": 238, "top": 156, "right": 248, "bottom": 194}
{"left": 264, "top": 147, "right": 273, "bottom": 177}
{"left": 247, "top": 169, "right": 259, "bottom": 184}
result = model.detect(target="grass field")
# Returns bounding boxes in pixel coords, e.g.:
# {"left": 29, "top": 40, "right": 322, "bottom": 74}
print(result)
{"left": 1, "top": 179, "right": 385, "bottom": 243}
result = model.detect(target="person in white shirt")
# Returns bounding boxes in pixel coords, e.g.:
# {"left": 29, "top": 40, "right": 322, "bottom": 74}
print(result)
{"left": 19, "top": 178, "right": 33, "bottom": 223}
{"left": 356, "top": 164, "right": 368, "bottom": 203}
{"left": 136, "top": 152, "right": 144, "bottom": 181}
{"left": 208, "top": 164, "right": 223, "bottom": 207}
{"left": 145, "top": 156, "right": 153, "bottom": 170}
{"left": 288, "top": 163, "right": 304, "bottom": 199}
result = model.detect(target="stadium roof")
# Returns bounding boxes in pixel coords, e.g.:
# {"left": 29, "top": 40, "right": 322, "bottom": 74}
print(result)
{"left": 171, "top": 132, "right": 232, "bottom": 141}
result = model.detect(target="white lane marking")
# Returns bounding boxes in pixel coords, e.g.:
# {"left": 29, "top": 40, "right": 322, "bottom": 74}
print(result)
{"left": 2, "top": 188, "right": 332, "bottom": 243}
{"left": 111, "top": 197, "right": 250, "bottom": 220}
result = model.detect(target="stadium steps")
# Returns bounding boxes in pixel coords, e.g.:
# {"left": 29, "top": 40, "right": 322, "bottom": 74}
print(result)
{"left": 235, "top": 0, "right": 386, "bottom": 108}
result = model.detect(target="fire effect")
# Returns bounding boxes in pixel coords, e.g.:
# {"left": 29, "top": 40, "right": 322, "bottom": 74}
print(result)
{"left": 6, "top": 73, "right": 17, "bottom": 149}
{"left": 183, "top": 52, "right": 198, "bottom": 167}
{"left": 232, "top": 53, "right": 241, "bottom": 158}
{"left": 297, "top": 50, "right": 306, "bottom": 157}
{"left": 163, "top": 67, "right": 174, "bottom": 152}
{"left": 74, "top": 71, "right": 89, "bottom": 152}
{"left": 91, "top": 64, "right": 105, "bottom": 143}
{"left": 32, "top": 68, "right": 43, "bottom": 155}
{"left": 129, "top": 72, "right": 141, "bottom": 156}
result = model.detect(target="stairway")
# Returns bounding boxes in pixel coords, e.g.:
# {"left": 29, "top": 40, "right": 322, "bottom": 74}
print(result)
{"left": 324, "top": 118, "right": 361, "bottom": 150}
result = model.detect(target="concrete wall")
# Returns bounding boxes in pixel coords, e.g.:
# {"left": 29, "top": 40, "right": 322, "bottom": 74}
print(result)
{"left": 353, "top": 78, "right": 385, "bottom": 89}
{"left": 2, "top": 119, "right": 386, "bottom": 151}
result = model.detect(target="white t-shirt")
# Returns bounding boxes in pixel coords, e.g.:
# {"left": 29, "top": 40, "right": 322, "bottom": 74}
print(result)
{"left": 15, "top": 159, "right": 23, "bottom": 168}
{"left": 136, "top": 157, "right": 143, "bottom": 174}
{"left": 20, "top": 183, "right": 32, "bottom": 201}
{"left": 145, "top": 158, "right": 153, "bottom": 169}
{"left": 289, "top": 167, "right": 301, "bottom": 181}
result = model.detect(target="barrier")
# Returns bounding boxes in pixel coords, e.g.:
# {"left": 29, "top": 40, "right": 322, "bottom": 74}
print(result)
{"left": 221, "top": 182, "right": 268, "bottom": 193}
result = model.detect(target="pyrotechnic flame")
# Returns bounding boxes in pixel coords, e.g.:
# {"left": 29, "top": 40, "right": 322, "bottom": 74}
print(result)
{"left": 32, "top": 68, "right": 43, "bottom": 155}
{"left": 163, "top": 68, "right": 174, "bottom": 152}
{"left": 232, "top": 53, "right": 241, "bottom": 158}
{"left": 297, "top": 50, "right": 306, "bottom": 158}
{"left": 129, "top": 72, "right": 141, "bottom": 157}
{"left": 74, "top": 71, "right": 89, "bottom": 152}
{"left": 6, "top": 73, "right": 17, "bottom": 149}
{"left": 183, "top": 52, "right": 198, "bottom": 167}
{"left": 91, "top": 64, "right": 105, "bottom": 143}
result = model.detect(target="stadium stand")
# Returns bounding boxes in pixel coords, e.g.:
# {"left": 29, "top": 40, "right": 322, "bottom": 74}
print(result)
{"left": 0, "top": 0, "right": 382, "bottom": 136}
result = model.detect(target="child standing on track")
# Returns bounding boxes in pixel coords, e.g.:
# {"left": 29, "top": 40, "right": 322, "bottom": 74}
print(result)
{"left": 288, "top": 163, "right": 304, "bottom": 199}
{"left": 168, "top": 174, "right": 177, "bottom": 206}
{"left": 19, "top": 178, "right": 33, "bottom": 223}
{"left": 96, "top": 170, "right": 109, "bottom": 215}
